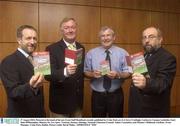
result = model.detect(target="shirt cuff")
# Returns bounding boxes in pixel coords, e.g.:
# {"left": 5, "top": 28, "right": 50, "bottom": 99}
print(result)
{"left": 64, "top": 67, "right": 69, "bottom": 77}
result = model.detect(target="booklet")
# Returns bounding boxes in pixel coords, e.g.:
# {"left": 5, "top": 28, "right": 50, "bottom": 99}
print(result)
{"left": 100, "top": 60, "right": 110, "bottom": 75}
{"left": 126, "top": 52, "right": 148, "bottom": 74}
{"left": 65, "top": 48, "right": 83, "bottom": 65}
{"left": 32, "top": 51, "right": 51, "bottom": 75}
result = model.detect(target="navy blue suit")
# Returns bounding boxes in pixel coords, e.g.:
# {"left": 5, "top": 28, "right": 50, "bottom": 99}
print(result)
{"left": 45, "top": 39, "right": 85, "bottom": 114}
{"left": 0, "top": 50, "right": 45, "bottom": 117}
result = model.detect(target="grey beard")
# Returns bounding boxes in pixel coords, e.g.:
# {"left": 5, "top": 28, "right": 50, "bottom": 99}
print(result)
{"left": 144, "top": 45, "right": 160, "bottom": 54}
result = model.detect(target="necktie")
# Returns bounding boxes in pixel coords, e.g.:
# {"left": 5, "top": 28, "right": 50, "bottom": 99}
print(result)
{"left": 103, "top": 50, "right": 111, "bottom": 91}
{"left": 28, "top": 55, "right": 34, "bottom": 65}
{"left": 144, "top": 53, "right": 152, "bottom": 67}
{"left": 68, "top": 44, "right": 76, "bottom": 50}
{"left": 145, "top": 53, "right": 151, "bottom": 62}
{"left": 145, "top": 53, "right": 151, "bottom": 58}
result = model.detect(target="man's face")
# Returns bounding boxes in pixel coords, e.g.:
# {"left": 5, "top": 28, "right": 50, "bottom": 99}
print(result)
{"left": 100, "top": 29, "right": 115, "bottom": 49}
{"left": 142, "top": 27, "right": 162, "bottom": 53}
{"left": 61, "top": 20, "right": 77, "bottom": 43}
{"left": 17, "top": 28, "right": 37, "bottom": 54}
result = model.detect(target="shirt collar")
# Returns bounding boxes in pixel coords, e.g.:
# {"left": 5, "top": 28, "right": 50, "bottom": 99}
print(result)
{"left": 17, "top": 48, "right": 29, "bottom": 58}
{"left": 63, "top": 38, "right": 76, "bottom": 47}
{"left": 100, "top": 46, "right": 113, "bottom": 55}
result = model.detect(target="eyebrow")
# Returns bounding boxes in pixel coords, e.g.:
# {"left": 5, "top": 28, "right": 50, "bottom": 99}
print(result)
{"left": 143, "top": 34, "right": 156, "bottom": 37}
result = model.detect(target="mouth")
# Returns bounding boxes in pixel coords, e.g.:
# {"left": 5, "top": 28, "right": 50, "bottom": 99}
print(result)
{"left": 28, "top": 45, "right": 34, "bottom": 48}
{"left": 144, "top": 45, "right": 153, "bottom": 52}
{"left": 66, "top": 33, "right": 76, "bottom": 37}
{"left": 145, "top": 44, "right": 152, "bottom": 48}
{"left": 28, "top": 45, "right": 36, "bottom": 50}
{"left": 104, "top": 40, "right": 111, "bottom": 43}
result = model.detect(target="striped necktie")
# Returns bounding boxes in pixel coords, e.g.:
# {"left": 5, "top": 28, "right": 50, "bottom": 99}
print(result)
{"left": 68, "top": 44, "right": 76, "bottom": 50}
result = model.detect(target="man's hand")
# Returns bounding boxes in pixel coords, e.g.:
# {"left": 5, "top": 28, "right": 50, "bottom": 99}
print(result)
{"left": 132, "top": 73, "right": 146, "bottom": 89}
{"left": 93, "top": 70, "right": 102, "bottom": 78}
{"left": 29, "top": 72, "right": 44, "bottom": 88}
{"left": 84, "top": 70, "right": 102, "bottom": 79}
{"left": 107, "top": 71, "right": 118, "bottom": 79}
{"left": 66, "top": 64, "right": 77, "bottom": 75}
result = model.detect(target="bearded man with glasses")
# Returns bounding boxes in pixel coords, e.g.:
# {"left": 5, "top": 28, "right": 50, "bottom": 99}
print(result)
{"left": 128, "top": 26, "right": 176, "bottom": 117}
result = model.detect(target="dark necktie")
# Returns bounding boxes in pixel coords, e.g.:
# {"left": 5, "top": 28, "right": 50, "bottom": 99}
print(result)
{"left": 145, "top": 53, "right": 152, "bottom": 67}
{"left": 145, "top": 53, "right": 151, "bottom": 62}
{"left": 103, "top": 50, "right": 111, "bottom": 91}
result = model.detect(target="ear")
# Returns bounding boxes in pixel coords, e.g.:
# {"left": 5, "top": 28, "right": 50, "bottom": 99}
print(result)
{"left": 113, "top": 35, "right": 116, "bottom": 41}
{"left": 60, "top": 27, "right": 63, "bottom": 33}
{"left": 159, "top": 37, "right": 163, "bottom": 44}
{"left": 17, "top": 38, "right": 21, "bottom": 44}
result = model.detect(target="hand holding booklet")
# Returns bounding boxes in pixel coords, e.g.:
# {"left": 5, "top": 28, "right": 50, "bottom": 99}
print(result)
{"left": 100, "top": 60, "right": 110, "bottom": 75}
{"left": 65, "top": 48, "right": 83, "bottom": 65}
{"left": 32, "top": 51, "right": 51, "bottom": 75}
{"left": 126, "top": 52, "right": 148, "bottom": 74}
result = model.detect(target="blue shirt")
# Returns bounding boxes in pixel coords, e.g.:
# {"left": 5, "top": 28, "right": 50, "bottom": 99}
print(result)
{"left": 84, "top": 45, "right": 130, "bottom": 92}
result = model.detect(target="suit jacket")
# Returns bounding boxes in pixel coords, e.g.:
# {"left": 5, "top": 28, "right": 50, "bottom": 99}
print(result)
{"left": 45, "top": 39, "right": 85, "bottom": 114}
{"left": 128, "top": 47, "right": 176, "bottom": 117}
{"left": 0, "top": 50, "right": 45, "bottom": 117}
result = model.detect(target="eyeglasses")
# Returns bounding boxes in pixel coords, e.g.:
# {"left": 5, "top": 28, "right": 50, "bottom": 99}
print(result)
{"left": 142, "top": 35, "right": 158, "bottom": 41}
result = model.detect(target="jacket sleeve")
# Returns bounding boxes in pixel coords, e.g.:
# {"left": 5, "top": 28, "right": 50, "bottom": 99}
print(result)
{"left": 0, "top": 58, "right": 35, "bottom": 100}
{"left": 142, "top": 55, "right": 176, "bottom": 95}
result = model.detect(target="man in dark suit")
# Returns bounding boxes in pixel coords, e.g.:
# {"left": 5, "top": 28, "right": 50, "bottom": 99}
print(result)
{"left": 0, "top": 25, "right": 45, "bottom": 117}
{"left": 128, "top": 26, "right": 176, "bottom": 117}
{"left": 45, "top": 17, "right": 85, "bottom": 117}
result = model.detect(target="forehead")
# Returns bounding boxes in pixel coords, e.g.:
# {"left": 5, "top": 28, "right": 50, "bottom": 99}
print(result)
{"left": 101, "top": 29, "right": 113, "bottom": 35}
{"left": 62, "top": 20, "right": 76, "bottom": 26}
{"left": 22, "top": 28, "right": 36, "bottom": 35}
{"left": 143, "top": 27, "right": 158, "bottom": 36}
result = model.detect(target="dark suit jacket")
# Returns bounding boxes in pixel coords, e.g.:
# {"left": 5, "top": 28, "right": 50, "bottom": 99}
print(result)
{"left": 45, "top": 39, "right": 85, "bottom": 114}
{"left": 128, "top": 47, "right": 176, "bottom": 117}
{"left": 0, "top": 50, "right": 45, "bottom": 117}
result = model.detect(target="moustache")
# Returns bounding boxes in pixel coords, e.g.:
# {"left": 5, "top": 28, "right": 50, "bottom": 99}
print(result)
{"left": 145, "top": 44, "right": 152, "bottom": 47}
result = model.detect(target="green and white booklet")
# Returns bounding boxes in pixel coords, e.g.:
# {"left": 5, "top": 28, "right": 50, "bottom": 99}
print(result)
{"left": 126, "top": 52, "right": 148, "bottom": 74}
{"left": 32, "top": 51, "right": 51, "bottom": 75}
{"left": 100, "top": 60, "right": 110, "bottom": 75}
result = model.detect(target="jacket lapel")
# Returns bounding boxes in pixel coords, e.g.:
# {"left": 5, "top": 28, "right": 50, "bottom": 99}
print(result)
{"left": 15, "top": 50, "right": 34, "bottom": 70}
{"left": 60, "top": 39, "right": 81, "bottom": 50}
{"left": 145, "top": 48, "right": 162, "bottom": 66}
{"left": 59, "top": 39, "right": 68, "bottom": 49}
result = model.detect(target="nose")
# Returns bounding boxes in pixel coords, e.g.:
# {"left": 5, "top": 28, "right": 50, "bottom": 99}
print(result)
{"left": 145, "top": 38, "right": 149, "bottom": 43}
{"left": 144, "top": 39, "right": 149, "bottom": 44}
{"left": 104, "top": 35, "right": 109, "bottom": 40}
{"left": 142, "top": 37, "right": 150, "bottom": 43}
{"left": 68, "top": 28, "right": 74, "bottom": 33}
